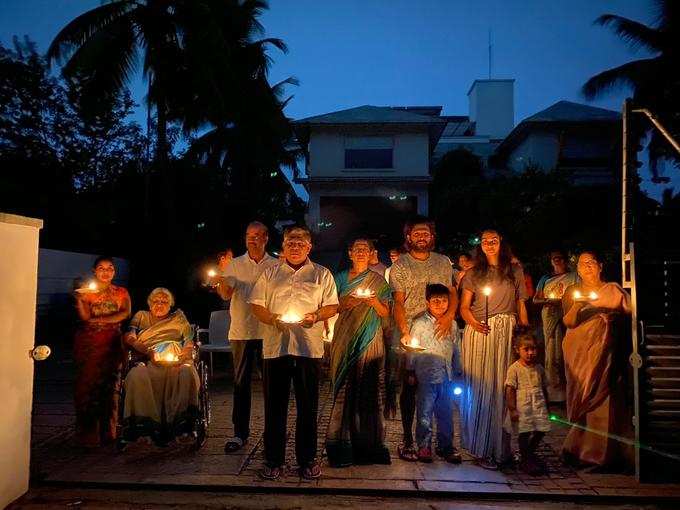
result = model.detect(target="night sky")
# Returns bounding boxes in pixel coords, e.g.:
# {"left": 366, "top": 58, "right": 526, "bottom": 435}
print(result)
{"left": 1, "top": 0, "right": 676, "bottom": 199}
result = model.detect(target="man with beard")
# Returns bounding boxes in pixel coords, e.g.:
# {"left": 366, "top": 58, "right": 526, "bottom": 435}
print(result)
{"left": 217, "top": 222, "right": 279, "bottom": 454}
{"left": 389, "top": 216, "right": 458, "bottom": 462}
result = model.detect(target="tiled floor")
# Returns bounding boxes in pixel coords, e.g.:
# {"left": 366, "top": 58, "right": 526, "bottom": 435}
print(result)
{"left": 29, "top": 356, "right": 680, "bottom": 499}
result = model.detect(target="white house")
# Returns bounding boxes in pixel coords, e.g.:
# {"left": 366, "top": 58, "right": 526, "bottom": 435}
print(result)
{"left": 492, "top": 100, "right": 621, "bottom": 185}
{"left": 293, "top": 105, "right": 446, "bottom": 250}
{"left": 293, "top": 79, "right": 515, "bottom": 251}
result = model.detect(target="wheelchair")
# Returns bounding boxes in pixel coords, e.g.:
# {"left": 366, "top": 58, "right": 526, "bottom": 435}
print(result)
{"left": 116, "top": 325, "right": 211, "bottom": 450}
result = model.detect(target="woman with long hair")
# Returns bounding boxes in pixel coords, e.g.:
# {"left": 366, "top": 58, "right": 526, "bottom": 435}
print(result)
{"left": 73, "top": 256, "right": 131, "bottom": 447}
{"left": 561, "top": 250, "right": 633, "bottom": 469}
{"left": 459, "top": 230, "right": 529, "bottom": 469}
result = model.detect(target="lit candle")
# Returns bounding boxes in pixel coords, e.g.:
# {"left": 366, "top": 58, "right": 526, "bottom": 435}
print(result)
{"left": 87, "top": 281, "right": 98, "bottom": 291}
{"left": 573, "top": 290, "right": 582, "bottom": 300}
{"left": 160, "top": 351, "right": 179, "bottom": 363}
{"left": 354, "top": 287, "right": 374, "bottom": 298}
{"left": 482, "top": 286, "right": 492, "bottom": 334}
{"left": 409, "top": 336, "right": 420, "bottom": 348}
{"left": 207, "top": 269, "right": 217, "bottom": 278}
{"left": 588, "top": 291, "right": 598, "bottom": 300}
{"left": 280, "top": 311, "right": 302, "bottom": 324}
{"left": 548, "top": 292, "right": 556, "bottom": 300}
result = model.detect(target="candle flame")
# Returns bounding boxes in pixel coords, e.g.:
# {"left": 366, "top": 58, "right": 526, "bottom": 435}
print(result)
{"left": 161, "top": 351, "right": 178, "bottom": 362}
{"left": 207, "top": 269, "right": 217, "bottom": 278}
{"left": 588, "top": 291, "right": 598, "bottom": 300}
{"left": 573, "top": 290, "right": 582, "bottom": 299}
{"left": 354, "top": 287, "right": 374, "bottom": 298}
{"left": 280, "top": 311, "right": 302, "bottom": 324}
{"left": 87, "top": 281, "right": 98, "bottom": 291}
{"left": 548, "top": 292, "right": 556, "bottom": 299}
{"left": 482, "top": 286, "right": 492, "bottom": 297}
{"left": 410, "top": 336, "right": 420, "bottom": 348}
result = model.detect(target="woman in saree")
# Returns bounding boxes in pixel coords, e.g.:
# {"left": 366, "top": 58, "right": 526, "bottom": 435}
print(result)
{"left": 561, "top": 251, "right": 633, "bottom": 469}
{"left": 122, "top": 288, "right": 200, "bottom": 445}
{"left": 73, "top": 256, "right": 131, "bottom": 447}
{"left": 459, "top": 230, "right": 529, "bottom": 470}
{"left": 325, "top": 238, "right": 392, "bottom": 467}
{"left": 533, "top": 250, "right": 579, "bottom": 403}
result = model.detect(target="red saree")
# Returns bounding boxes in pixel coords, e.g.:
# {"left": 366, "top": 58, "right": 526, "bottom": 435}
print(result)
{"left": 73, "top": 285, "right": 129, "bottom": 446}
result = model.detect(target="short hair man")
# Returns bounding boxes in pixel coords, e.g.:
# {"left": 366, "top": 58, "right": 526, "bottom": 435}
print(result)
{"left": 389, "top": 216, "right": 458, "bottom": 461}
{"left": 218, "top": 222, "right": 278, "bottom": 453}
{"left": 249, "top": 226, "right": 338, "bottom": 480}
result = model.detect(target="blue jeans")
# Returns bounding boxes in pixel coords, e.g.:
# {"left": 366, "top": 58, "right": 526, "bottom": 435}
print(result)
{"left": 415, "top": 379, "right": 454, "bottom": 451}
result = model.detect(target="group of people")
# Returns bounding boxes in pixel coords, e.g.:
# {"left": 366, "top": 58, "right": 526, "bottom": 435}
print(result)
{"left": 71, "top": 216, "right": 633, "bottom": 481}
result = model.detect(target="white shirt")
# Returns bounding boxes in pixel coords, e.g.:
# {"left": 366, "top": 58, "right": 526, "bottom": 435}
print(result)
{"left": 249, "top": 258, "right": 338, "bottom": 359}
{"left": 223, "top": 252, "right": 279, "bottom": 340}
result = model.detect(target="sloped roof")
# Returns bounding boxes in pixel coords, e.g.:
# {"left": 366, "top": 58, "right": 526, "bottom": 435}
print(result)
{"left": 523, "top": 101, "right": 620, "bottom": 123}
{"left": 494, "top": 101, "right": 620, "bottom": 162}
{"left": 295, "top": 105, "right": 446, "bottom": 125}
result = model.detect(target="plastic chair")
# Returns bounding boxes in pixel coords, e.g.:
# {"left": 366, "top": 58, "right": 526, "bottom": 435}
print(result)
{"left": 198, "top": 310, "right": 232, "bottom": 378}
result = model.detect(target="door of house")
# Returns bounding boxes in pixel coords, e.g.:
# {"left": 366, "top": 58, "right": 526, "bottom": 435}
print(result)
{"left": 0, "top": 213, "right": 43, "bottom": 508}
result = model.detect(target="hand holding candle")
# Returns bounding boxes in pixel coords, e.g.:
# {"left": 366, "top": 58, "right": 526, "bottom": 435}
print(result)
{"left": 76, "top": 280, "right": 99, "bottom": 294}
{"left": 279, "top": 311, "right": 302, "bottom": 324}
{"left": 353, "top": 287, "right": 375, "bottom": 299}
{"left": 482, "top": 286, "right": 492, "bottom": 335}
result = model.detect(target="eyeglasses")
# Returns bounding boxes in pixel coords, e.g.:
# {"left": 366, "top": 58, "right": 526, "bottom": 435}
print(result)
{"left": 284, "top": 240, "right": 309, "bottom": 248}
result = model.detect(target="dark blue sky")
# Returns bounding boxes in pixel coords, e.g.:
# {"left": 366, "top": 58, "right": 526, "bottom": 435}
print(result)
{"left": 1, "top": 0, "right": 676, "bottom": 198}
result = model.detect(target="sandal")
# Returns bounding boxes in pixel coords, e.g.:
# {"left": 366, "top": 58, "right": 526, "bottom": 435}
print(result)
{"left": 300, "top": 460, "right": 322, "bottom": 480}
{"left": 224, "top": 437, "right": 246, "bottom": 453}
{"left": 258, "top": 464, "right": 283, "bottom": 480}
{"left": 397, "top": 443, "right": 419, "bottom": 462}
{"left": 417, "top": 447, "right": 433, "bottom": 463}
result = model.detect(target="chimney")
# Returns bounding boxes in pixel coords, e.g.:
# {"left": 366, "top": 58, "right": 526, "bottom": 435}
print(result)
{"left": 467, "top": 79, "right": 514, "bottom": 140}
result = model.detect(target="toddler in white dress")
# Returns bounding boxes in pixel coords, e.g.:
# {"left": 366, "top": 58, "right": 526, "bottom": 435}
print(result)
{"left": 504, "top": 333, "right": 551, "bottom": 474}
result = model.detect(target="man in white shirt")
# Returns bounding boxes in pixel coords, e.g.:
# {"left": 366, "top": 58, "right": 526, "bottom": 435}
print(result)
{"left": 217, "top": 222, "right": 279, "bottom": 453}
{"left": 249, "top": 226, "right": 338, "bottom": 480}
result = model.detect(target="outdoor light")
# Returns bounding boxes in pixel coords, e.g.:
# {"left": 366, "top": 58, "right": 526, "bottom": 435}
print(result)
{"left": 29, "top": 345, "right": 51, "bottom": 361}
{"left": 453, "top": 385, "right": 463, "bottom": 396}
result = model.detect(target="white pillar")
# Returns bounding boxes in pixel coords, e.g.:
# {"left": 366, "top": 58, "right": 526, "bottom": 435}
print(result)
{"left": 0, "top": 213, "right": 43, "bottom": 509}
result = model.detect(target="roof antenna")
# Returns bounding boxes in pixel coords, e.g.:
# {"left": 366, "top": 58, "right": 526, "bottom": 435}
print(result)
{"left": 488, "top": 28, "right": 493, "bottom": 79}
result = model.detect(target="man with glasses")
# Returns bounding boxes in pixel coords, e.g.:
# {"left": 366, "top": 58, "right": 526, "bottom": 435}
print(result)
{"left": 249, "top": 226, "right": 338, "bottom": 480}
{"left": 389, "top": 216, "right": 459, "bottom": 462}
{"left": 217, "top": 222, "right": 278, "bottom": 453}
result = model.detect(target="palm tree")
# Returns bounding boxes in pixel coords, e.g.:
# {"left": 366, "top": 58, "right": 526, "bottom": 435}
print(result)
{"left": 47, "top": 0, "right": 284, "bottom": 167}
{"left": 583, "top": 0, "right": 680, "bottom": 176}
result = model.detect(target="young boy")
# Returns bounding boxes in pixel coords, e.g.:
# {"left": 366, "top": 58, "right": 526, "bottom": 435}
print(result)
{"left": 406, "top": 283, "right": 461, "bottom": 463}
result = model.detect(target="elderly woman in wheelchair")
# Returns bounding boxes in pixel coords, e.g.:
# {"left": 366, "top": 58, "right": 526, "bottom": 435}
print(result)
{"left": 120, "top": 287, "right": 201, "bottom": 446}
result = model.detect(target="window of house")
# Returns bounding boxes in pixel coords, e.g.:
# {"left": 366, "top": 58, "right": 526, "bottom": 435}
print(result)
{"left": 344, "top": 136, "right": 393, "bottom": 169}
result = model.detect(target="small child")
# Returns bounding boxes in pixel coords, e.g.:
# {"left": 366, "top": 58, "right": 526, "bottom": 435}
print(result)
{"left": 504, "top": 333, "right": 551, "bottom": 475}
{"left": 406, "top": 283, "right": 461, "bottom": 464}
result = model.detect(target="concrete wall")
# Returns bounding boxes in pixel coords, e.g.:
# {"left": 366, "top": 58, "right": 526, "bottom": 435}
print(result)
{"left": 507, "top": 131, "right": 560, "bottom": 172}
{"left": 308, "top": 130, "right": 430, "bottom": 177}
{"left": 0, "top": 213, "right": 42, "bottom": 509}
{"left": 468, "top": 79, "right": 515, "bottom": 140}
